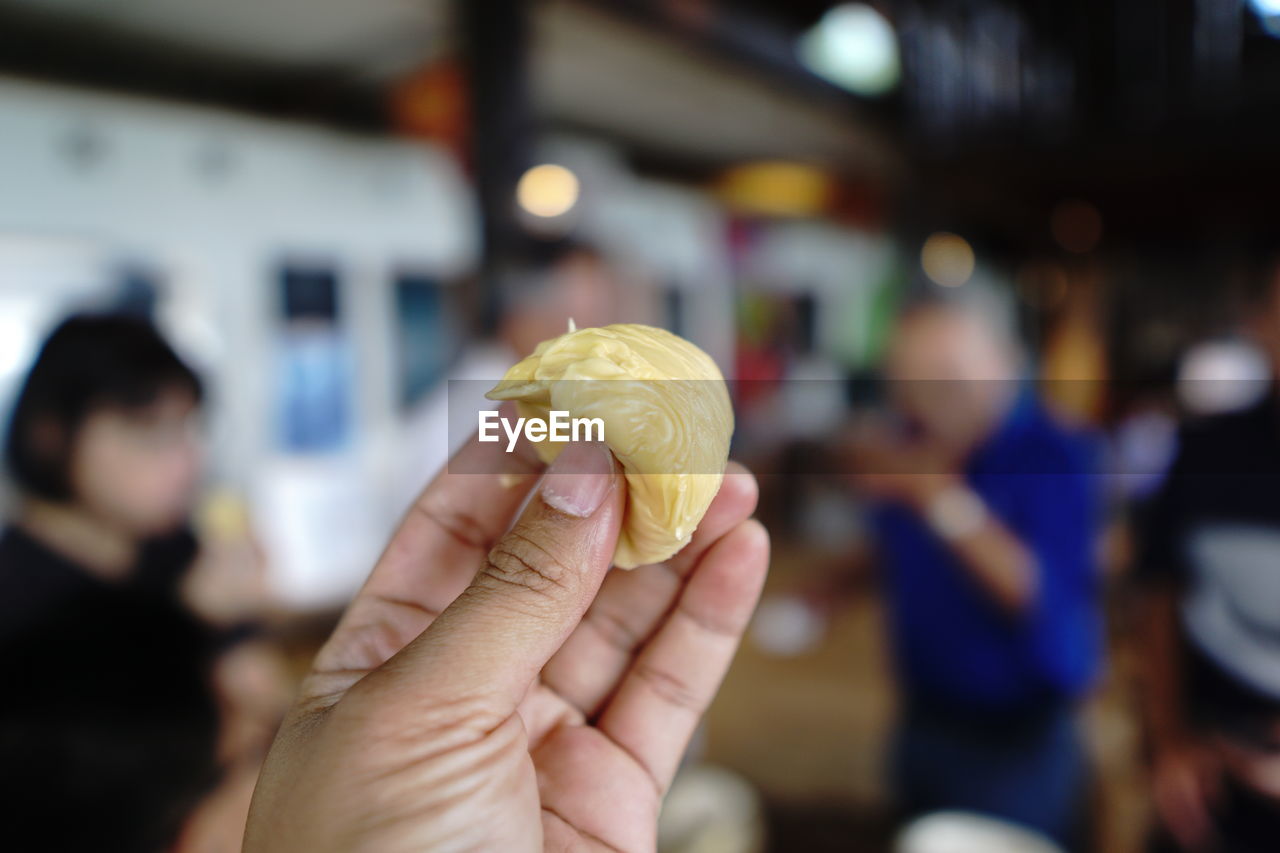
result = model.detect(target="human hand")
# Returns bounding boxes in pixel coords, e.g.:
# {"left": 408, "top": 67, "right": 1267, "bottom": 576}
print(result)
{"left": 1216, "top": 723, "right": 1280, "bottom": 801}
{"left": 176, "top": 761, "right": 262, "bottom": 853}
{"left": 845, "top": 423, "right": 959, "bottom": 509}
{"left": 212, "top": 640, "right": 291, "bottom": 766}
{"left": 184, "top": 494, "right": 273, "bottom": 627}
{"left": 243, "top": 410, "right": 769, "bottom": 852}
{"left": 1152, "top": 739, "right": 1221, "bottom": 851}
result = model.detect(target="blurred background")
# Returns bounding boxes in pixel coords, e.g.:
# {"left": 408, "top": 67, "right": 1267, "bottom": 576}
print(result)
{"left": 5, "top": 1, "right": 1280, "bottom": 851}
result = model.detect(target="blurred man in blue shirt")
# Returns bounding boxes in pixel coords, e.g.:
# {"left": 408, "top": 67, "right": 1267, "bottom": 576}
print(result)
{"left": 848, "top": 298, "right": 1102, "bottom": 848}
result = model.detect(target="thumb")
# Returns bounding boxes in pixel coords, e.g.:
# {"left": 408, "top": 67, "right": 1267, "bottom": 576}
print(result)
{"left": 371, "top": 440, "right": 623, "bottom": 718}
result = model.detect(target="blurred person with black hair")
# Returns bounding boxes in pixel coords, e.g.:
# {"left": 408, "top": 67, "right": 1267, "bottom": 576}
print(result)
{"left": 0, "top": 314, "right": 260, "bottom": 852}
{"left": 834, "top": 296, "right": 1102, "bottom": 848}
{"left": 1137, "top": 259, "right": 1280, "bottom": 853}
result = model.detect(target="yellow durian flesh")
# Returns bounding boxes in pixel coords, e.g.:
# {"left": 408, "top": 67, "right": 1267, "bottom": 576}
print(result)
{"left": 486, "top": 323, "right": 733, "bottom": 568}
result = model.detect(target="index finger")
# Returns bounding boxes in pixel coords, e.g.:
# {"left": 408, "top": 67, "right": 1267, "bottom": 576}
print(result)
{"left": 302, "top": 403, "right": 543, "bottom": 708}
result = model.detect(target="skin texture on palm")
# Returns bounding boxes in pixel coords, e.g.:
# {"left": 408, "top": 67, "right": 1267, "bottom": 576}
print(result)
{"left": 243, "top": 403, "right": 769, "bottom": 852}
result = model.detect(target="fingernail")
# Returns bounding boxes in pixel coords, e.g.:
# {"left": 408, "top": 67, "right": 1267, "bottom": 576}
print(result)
{"left": 541, "top": 441, "right": 614, "bottom": 517}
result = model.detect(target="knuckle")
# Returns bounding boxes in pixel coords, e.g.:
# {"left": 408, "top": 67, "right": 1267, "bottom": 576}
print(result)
{"left": 588, "top": 605, "right": 644, "bottom": 652}
{"left": 677, "top": 600, "right": 742, "bottom": 639}
{"left": 478, "top": 527, "right": 577, "bottom": 602}
{"left": 341, "top": 675, "right": 505, "bottom": 745}
{"left": 411, "top": 496, "right": 493, "bottom": 553}
{"left": 634, "top": 661, "right": 705, "bottom": 713}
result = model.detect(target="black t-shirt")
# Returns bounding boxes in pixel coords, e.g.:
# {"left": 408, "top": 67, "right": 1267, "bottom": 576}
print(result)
{"left": 1138, "top": 395, "right": 1280, "bottom": 738}
{"left": 0, "top": 525, "right": 222, "bottom": 852}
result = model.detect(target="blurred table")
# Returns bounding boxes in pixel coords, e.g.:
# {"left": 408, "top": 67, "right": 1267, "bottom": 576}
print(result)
{"left": 699, "top": 540, "right": 1152, "bottom": 853}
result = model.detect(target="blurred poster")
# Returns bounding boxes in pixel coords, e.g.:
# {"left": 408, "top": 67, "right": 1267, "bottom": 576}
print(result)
{"left": 393, "top": 272, "right": 459, "bottom": 409}
{"left": 276, "top": 264, "right": 353, "bottom": 453}
{"left": 664, "top": 285, "right": 686, "bottom": 338}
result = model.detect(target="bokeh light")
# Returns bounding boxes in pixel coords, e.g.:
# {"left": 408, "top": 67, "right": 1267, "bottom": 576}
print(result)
{"left": 1251, "top": 0, "right": 1280, "bottom": 37}
{"left": 516, "top": 163, "right": 580, "bottom": 218}
{"left": 920, "top": 231, "right": 975, "bottom": 288}
{"left": 798, "top": 3, "right": 901, "bottom": 97}
{"left": 1177, "top": 340, "right": 1271, "bottom": 414}
{"left": 716, "top": 161, "right": 835, "bottom": 217}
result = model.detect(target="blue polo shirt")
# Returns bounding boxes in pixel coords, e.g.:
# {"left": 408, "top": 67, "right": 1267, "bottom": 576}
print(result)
{"left": 871, "top": 394, "right": 1103, "bottom": 715}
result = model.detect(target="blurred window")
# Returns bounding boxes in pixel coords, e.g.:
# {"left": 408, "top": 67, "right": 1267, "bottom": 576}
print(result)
{"left": 393, "top": 272, "right": 459, "bottom": 409}
{"left": 276, "top": 264, "right": 350, "bottom": 453}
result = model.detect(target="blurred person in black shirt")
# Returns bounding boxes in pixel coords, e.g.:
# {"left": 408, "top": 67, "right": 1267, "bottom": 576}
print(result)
{"left": 1138, "top": 265, "right": 1280, "bottom": 853}
{"left": 0, "top": 315, "right": 248, "bottom": 851}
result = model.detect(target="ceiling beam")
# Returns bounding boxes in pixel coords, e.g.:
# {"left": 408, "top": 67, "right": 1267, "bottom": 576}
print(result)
{"left": 0, "top": 5, "right": 388, "bottom": 132}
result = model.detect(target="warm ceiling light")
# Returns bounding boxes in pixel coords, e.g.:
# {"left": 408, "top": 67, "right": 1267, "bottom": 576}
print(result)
{"left": 921, "top": 232, "right": 975, "bottom": 288}
{"left": 716, "top": 161, "right": 835, "bottom": 217}
{"left": 516, "top": 164, "right": 580, "bottom": 218}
